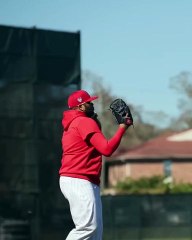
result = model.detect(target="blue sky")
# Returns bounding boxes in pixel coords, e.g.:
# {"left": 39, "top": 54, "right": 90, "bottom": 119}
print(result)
{"left": 0, "top": 0, "right": 192, "bottom": 125}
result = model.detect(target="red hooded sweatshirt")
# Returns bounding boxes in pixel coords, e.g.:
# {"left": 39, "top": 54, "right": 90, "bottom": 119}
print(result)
{"left": 59, "top": 110, "right": 126, "bottom": 185}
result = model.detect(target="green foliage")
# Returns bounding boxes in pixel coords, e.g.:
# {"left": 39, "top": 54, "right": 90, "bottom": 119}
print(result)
{"left": 115, "top": 176, "right": 192, "bottom": 194}
{"left": 171, "top": 183, "right": 192, "bottom": 193}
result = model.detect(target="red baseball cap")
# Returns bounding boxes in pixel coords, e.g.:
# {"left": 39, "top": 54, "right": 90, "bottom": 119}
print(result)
{"left": 68, "top": 90, "right": 98, "bottom": 108}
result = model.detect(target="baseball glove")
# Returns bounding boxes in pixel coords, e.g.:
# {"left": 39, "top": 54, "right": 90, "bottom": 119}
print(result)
{"left": 109, "top": 98, "right": 133, "bottom": 126}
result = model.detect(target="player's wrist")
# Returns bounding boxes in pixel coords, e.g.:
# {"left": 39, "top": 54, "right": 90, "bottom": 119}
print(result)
{"left": 119, "top": 123, "right": 128, "bottom": 130}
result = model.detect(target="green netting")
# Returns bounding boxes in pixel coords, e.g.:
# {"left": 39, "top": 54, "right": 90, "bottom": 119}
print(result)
{"left": 0, "top": 25, "right": 81, "bottom": 240}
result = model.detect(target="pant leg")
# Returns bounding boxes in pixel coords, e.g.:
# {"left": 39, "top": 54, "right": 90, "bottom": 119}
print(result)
{"left": 59, "top": 176, "right": 103, "bottom": 240}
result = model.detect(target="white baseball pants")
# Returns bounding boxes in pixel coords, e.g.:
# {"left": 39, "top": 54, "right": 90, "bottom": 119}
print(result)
{"left": 59, "top": 176, "right": 103, "bottom": 240}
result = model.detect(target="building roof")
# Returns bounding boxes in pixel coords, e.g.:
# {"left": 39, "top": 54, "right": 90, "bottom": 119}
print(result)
{"left": 111, "top": 129, "right": 192, "bottom": 161}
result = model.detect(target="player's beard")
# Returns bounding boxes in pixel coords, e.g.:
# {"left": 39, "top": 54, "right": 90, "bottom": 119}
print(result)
{"left": 85, "top": 103, "right": 95, "bottom": 117}
{"left": 85, "top": 109, "right": 95, "bottom": 118}
{"left": 85, "top": 104, "right": 102, "bottom": 129}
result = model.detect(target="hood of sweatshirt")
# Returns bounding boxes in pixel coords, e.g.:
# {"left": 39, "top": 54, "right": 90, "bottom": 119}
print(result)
{"left": 62, "top": 110, "right": 86, "bottom": 130}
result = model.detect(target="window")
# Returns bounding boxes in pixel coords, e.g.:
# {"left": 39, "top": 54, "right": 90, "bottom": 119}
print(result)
{"left": 164, "top": 160, "right": 172, "bottom": 177}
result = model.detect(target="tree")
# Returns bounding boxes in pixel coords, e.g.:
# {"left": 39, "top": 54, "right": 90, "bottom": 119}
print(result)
{"left": 82, "top": 70, "right": 160, "bottom": 151}
{"left": 169, "top": 71, "right": 192, "bottom": 129}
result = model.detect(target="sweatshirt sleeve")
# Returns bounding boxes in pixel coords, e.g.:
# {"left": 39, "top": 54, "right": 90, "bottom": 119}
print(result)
{"left": 89, "top": 127, "right": 126, "bottom": 157}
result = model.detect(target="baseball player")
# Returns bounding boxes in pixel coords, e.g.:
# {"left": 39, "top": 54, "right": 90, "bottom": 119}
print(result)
{"left": 59, "top": 90, "right": 132, "bottom": 240}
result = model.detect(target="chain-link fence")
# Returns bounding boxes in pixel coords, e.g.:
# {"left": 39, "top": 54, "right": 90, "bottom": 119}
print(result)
{"left": 102, "top": 194, "right": 192, "bottom": 240}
